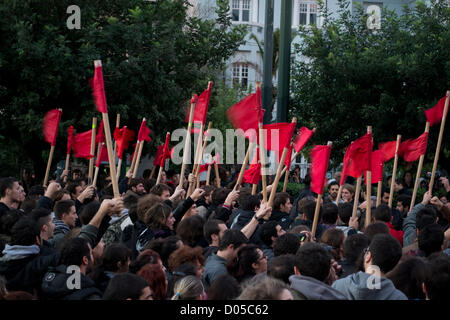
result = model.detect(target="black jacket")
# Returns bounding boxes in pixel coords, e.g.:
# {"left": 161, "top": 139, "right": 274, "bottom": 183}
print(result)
{"left": 269, "top": 210, "right": 293, "bottom": 231}
{"left": 41, "top": 265, "right": 102, "bottom": 300}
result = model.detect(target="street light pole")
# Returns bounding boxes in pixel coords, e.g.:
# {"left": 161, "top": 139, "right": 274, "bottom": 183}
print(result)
{"left": 262, "top": 0, "right": 274, "bottom": 125}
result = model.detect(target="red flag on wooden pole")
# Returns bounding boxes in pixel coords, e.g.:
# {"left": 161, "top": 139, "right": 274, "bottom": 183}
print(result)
{"left": 293, "top": 127, "right": 314, "bottom": 153}
{"left": 73, "top": 130, "right": 95, "bottom": 159}
{"left": 365, "top": 150, "right": 384, "bottom": 184}
{"left": 424, "top": 95, "right": 448, "bottom": 127}
{"left": 262, "top": 122, "right": 296, "bottom": 152}
{"left": 398, "top": 132, "right": 428, "bottom": 162}
{"left": 138, "top": 119, "right": 152, "bottom": 142}
{"left": 378, "top": 140, "right": 397, "bottom": 162}
{"left": 340, "top": 133, "right": 373, "bottom": 184}
{"left": 186, "top": 82, "right": 213, "bottom": 125}
{"left": 43, "top": 109, "right": 62, "bottom": 146}
{"left": 114, "top": 127, "right": 135, "bottom": 160}
{"left": 310, "top": 144, "right": 332, "bottom": 195}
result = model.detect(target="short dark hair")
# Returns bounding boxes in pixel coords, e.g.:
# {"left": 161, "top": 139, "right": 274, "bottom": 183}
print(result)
{"left": 327, "top": 181, "right": 339, "bottom": 190}
{"left": 273, "top": 192, "right": 290, "bottom": 211}
{"left": 368, "top": 234, "right": 402, "bottom": 274}
{"left": 53, "top": 199, "right": 75, "bottom": 220}
{"left": 207, "top": 274, "right": 241, "bottom": 300}
{"left": 258, "top": 221, "right": 279, "bottom": 247}
{"left": 343, "top": 233, "right": 370, "bottom": 263}
{"left": 273, "top": 233, "right": 300, "bottom": 257}
{"left": 31, "top": 208, "right": 52, "bottom": 231}
{"left": 337, "top": 202, "right": 353, "bottom": 225}
{"left": 424, "top": 254, "right": 450, "bottom": 301}
{"left": 416, "top": 207, "right": 437, "bottom": 231}
{"left": 387, "top": 257, "right": 426, "bottom": 300}
{"left": 176, "top": 215, "right": 205, "bottom": 247}
{"left": 294, "top": 242, "right": 332, "bottom": 282}
{"left": 66, "top": 182, "right": 81, "bottom": 196}
{"left": 10, "top": 217, "right": 40, "bottom": 246}
{"left": 218, "top": 229, "right": 248, "bottom": 251}
{"left": 396, "top": 194, "right": 412, "bottom": 209}
{"left": 143, "top": 169, "right": 152, "bottom": 180}
{"left": 267, "top": 254, "right": 295, "bottom": 284}
{"left": 150, "top": 184, "right": 172, "bottom": 196}
{"left": 203, "top": 219, "right": 226, "bottom": 245}
{"left": 103, "top": 273, "right": 150, "bottom": 300}
{"left": 79, "top": 201, "right": 101, "bottom": 225}
{"left": 129, "top": 178, "right": 145, "bottom": 189}
{"left": 418, "top": 224, "right": 444, "bottom": 257}
{"left": 102, "top": 243, "right": 132, "bottom": 272}
{"left": 239, "top": 194, "right": 261, "bottom": 212}
{"left": 322, "top": 203, "right": 338, "bottom": 225}
{"left": 60, "top": 237, "right": 91, "bottom": 267}
{"left": 373, "top": 204, "right": 392, "bottom": 223}
{"left": 0, "top": 177, "right": 18, "bottom": 198}
{"left": 211, "top": 188, "right": 231, "bottom": 206}
{"left": 28, "top": 185, "right": 45, "bottom": 197}
{"left": 303, "top": 200, "right": 322, "bottom": 222}
{"left": 364, "top": 221, "right": 390, "bottom": 243}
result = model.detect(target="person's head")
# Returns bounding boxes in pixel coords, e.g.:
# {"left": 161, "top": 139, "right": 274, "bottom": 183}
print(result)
{"left": 337, "top": 202, "right": 353, "bottom": 225}
{"left": 267, "top": 254, "right": 296, "bottom": 284}
{"left": 28, "top": 185, "right": 45, "bottom": 198}
{"left": 418, "top": 224, "right": 444, "bottom": 257}
{"left": 78, "top": 201, "right": 101, "bottom": 225}
{"left": 137, "top": 263, "right": 167, "bottom": 300}
{"left": 239, "top": 193, "right": 261, "bottom": 212}
{"left": 171, "top": 275, "right": 205, "bottom": 300}
{"left": 273, "top": 233, "right": 300, "bottom": 257}
{"left": 373, "top": 204, "right": 392, "bottom": 223}
{"left": 416, "top": 207, "right": 437, "bottom": 234}
{"left": 343, "top": 233, "right": 370, "bottom": 264}
{"left": 129, "top": 249, "right": 163, "bottom": 274}
{"left": 176, "top": 215, "right": 205, "bottom": 247}
{"left": 327, "top": 182, "right": 339, "bottom": 200}
{"left": 144, "top": 202, "right": 174, "bottom": 230}
{"left": 72, "top": 169, "right": 82, "bottom": 180}
{"left": 381, "top": 186, "right": 390, "bottom": 204}
{"left": 320, "top": 228, "right": 345, "bottom": 261}
{"left": 142, "top": 169, "right": 152, "bottom": 180}
{"left": 0, "top": 177, "right": 22, "bottom": 204}
{"left": 396, "top": 194, "right": 412, "bottom": 214}
{"left": 200, "top": 185, "right": 215, "bottom": 205}
{"left": 237, "top": 276, "right": 293, "bottom": 300}
{"left": 393, "top": 178, "right": 404, "bottom": 192}
{"left": 31, "top": 208, "right": 55, "bottom": 241}
{"left": 386, "top": 257, "right": 426, "bottom": 300}
{"left": 66, "top": 182, "right": 82, "bottom": 199}
{"left": 147, "top": 235, "right": 183, "bottom": 268}
{"left": 53, "top": 189, "right": 71, "bottom": 202}
{"left": 54, "top": 199, "right": 77, "bottom": 228}
{"left": 423, "top": 254, "right": 450, "bottom": 301}
{"left": 137, "top": 194, "right": 162, "bottom": 222}
{"left": 60, "top": 237, "right": 93, "bottom": 275}
{"left": 166, "top": 263, "right": 198, "bottom": 298}
{"left": 403, "top": 171, "right": 413, "bottom": 184}
{"left": 10, "top": 217, "right": 41, "bottom": 246}
{"left": 207, "top": 274, "right": 241, "bottom": 300}
{"left": 364, "top": 221, "right": 390, "bottom": 243}
{"left": 103, "top": 273, "right": 153, "bottom": 300}
{"left": 294, "top": 242, "right": 332, "bottom": 282}
{"left": 168, "top": 245, "right": 205, "bottom": 278}
{"left": 322, "top": 203, "right": 338, "bottom": 225}
{"left": 150, "top": 184, "right": 172, "bottom": 201}
{"left": 273, "top": 192, "right": 292, "bottom": 214}
{"left": 144, "top": 178, "right": 156, "bottom": 194}
{"left": 259, "top": 221, "right": 285, "bottom": 248}
{"left": 232, "top": 244, "right": 267, "bottom": 281}
{"left": 101, "top": 243, "right": 132, "bottom": 273}
{"left": 302, "top": 200, "right": 322, "bottom": 222}
{"left": 203, "top": 219, "right": 228, "bottom": 246}
{"left": 129, "top": 178, "right": 146, "bottom": 196}
{"left": 218, "top": 229, "right": 248, "bottom": 261}
{"left": 211, "top": 188, "right": 231, "bottom": 207}
{"left": 341, "top": 184, "right": 355, "bottom": 202}
{"left": 364, "top": 234, "right": 402, "bottom": 275}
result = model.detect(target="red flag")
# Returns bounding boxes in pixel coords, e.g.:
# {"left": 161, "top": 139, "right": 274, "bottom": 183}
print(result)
{"left": 365, "top": 150, "right": 384, "bottom": 184}
{"left": 114, "top": 127, "right": 135, "bottom": 160}
{"left": 91, "top": 62, "right": 108, "bottom": 113}
{"left": 262, "top": 122, "right": 296, "bottom": 152}
{"left": 138, "top": 119, "right": 152, "bottom": 142}
{"left": 199, "top": 164, "right": 209, "bottom": 174}
{"left": 310, "top": 145, "right": 332, "bottom": 195}
{"left": 284, "top": 145, "right": 294, "bottom": 168}
{"left": 398, "top": 132, "right": 428, "bottom": 162}
{"left": 160, "top": 133, "right": 171, "bottom": 167}
{"left": 153, "top": 145, "right": 164, "bottom": 167}
{"left": 293, "top": 127, "right": 314, "bottom": 153}
{"left": 226, "top": 86, "right": 264, "bottom": 142}
{"left": 340, "top": 133, "right": 373, "bottom": 183}
{"left": 67, "top": 126, "right": 74, "bottom": 155}
{"left": 95, "top": 120, "right": 105, "bottom": 145}
{"left": 73, "top": 130, "right": 94, "bottom": 159}
{"left": 43, "top": 109, "right": 62, "bottom": 146}
{"left": 378, "top": 140, "right": 397, "bottom": 162}
{"left": 243, "top": 163, "right": 262, "bottom": 185}
{"left": 189, "top": 82, "right": 213, "bottom": 125}
{"left": 96, "top": 143, "right": 108, "bottom": 167}
{"left": 424, "top": 96, "right": 448, "bottom": 127}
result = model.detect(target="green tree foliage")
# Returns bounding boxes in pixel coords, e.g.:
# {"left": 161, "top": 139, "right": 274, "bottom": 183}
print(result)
{"left": 290, "top": 0, "right": 449, "bottom": 170}
{"left": 0, "top": 0, "right": 246, "bottom": 180}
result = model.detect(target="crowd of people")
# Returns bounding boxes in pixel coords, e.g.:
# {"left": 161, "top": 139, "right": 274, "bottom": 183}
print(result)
{"left": 0, "top": 164, "right": 449, "bottom": 301}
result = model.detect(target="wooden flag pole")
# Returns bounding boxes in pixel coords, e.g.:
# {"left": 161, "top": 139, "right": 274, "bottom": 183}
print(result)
{"left": 376, "top": 181, "right": 382, "bottom": 207}
{"left": 129, "top": 141, "right": 140, "bottom": 177}
{"left": 252, "top": 184, "right": 258, "bottom": 195}
{"left": 388, "top": 135, "right": 402, "bottom": 208}
{"left": 94, "top": 60, "right": 119, "bottom": 198}
{"left": 428, "top": 92, "right": 449, "bottom": 194}
{"left": 113, "top": 114, "right": 120, "bottom": 157}
{"left": 410, "top": 122, "right": 431, "bottom": 212}
{"left": 194, "top": 121, "right": 212, "bottom": 188}
{"left": 156, "top": 132, "right": 170, "bottom": 185}
{"left": 214, "top": 162, "right": 220, "bottom": 188}
{"left": 64, "top": 153, "right": 70, "bottom": 183}
{"left": 179, "top": 97, "right": 196, "bottom": 189}
{"left": 365, "top": 126, "right": 372, "bottom": 227}
{"left": 133, "top": 137, "right": 145, "bottom": 178}
{"left": 187, "top": 123, "right": 204, "bottom": 197}
{"left": 43, "top": 145, "right": 55, "bottom": 187}
{"left": 267, "top": 118, "right": 297, "bottom": 210}
{"left": 116, "top": 158, "right": 122, "bottom": 180}
{"left": 93, "top": 143, "right": 104, "bottom": 188}
{"left": 336, "top": 185, "right": 343, "bottom": 206}
{"left": 150, "top": 166, "right": 157, "bottom": 179}
{"left": 206, "top": 164, "right": 211, "bottom": 186}
{"left": 233, "top": 141, "right": 254, "bottom": 191}
{"left": 282, "top": 167, "right": 290, "bottom": 192}
{"left": 88, "top": 117, "right": 97, "bottom": 184}
{"left": 351, "top": 176, "right": 362, "bottom": 219}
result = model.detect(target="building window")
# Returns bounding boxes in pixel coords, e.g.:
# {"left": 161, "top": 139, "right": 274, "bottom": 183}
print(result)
{"left": 232, "top": 63, "right": 249, "bottom": 88}
{"left": 298, "top": 1, "right": 317, "bottom": 26}
{"left": 231, "top": 0, "right": 251, "bottom": 22}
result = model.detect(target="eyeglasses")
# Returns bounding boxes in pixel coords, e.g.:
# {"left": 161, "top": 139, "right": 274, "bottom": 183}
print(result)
{"left": 363, "top": 247, "right": 370, "bottom": 255}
